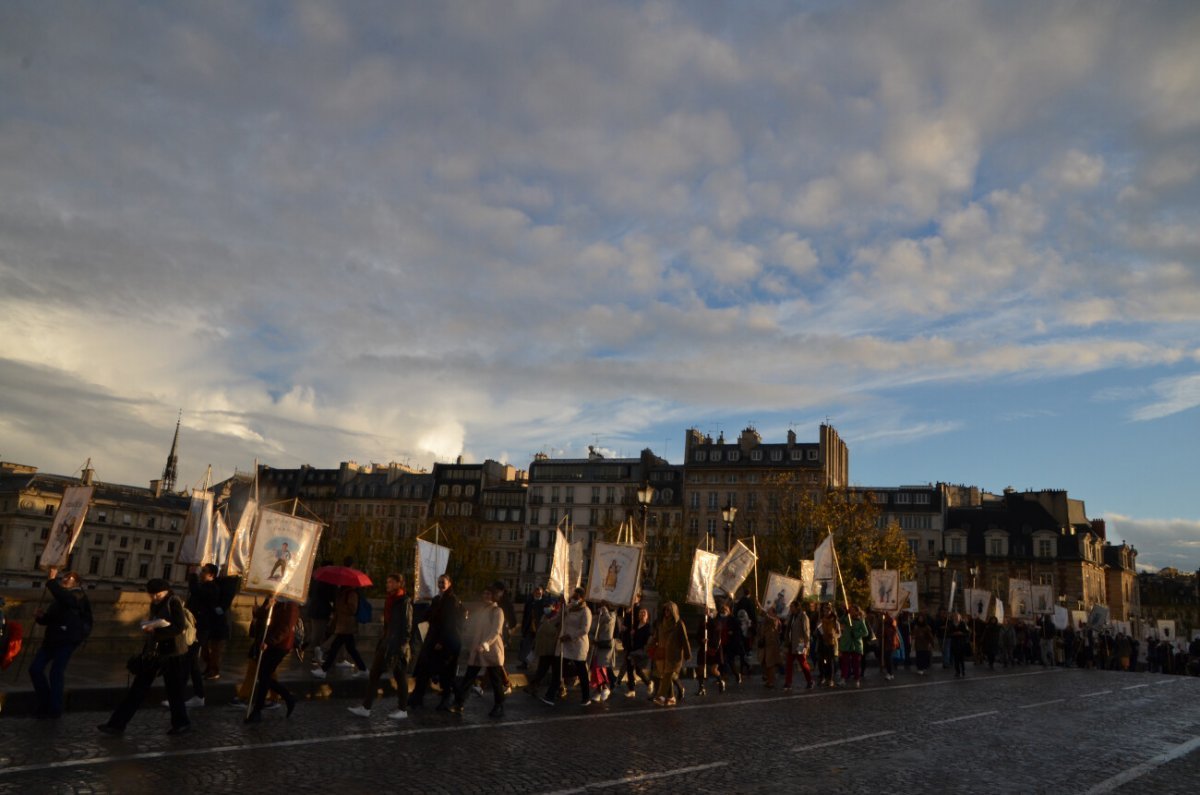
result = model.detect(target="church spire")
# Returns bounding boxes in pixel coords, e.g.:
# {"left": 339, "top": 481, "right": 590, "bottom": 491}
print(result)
{"left": 161, "top": 411, "right": 181, "bottom": 493}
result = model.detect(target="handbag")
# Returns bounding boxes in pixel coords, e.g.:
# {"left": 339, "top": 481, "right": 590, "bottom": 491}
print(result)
{"left": 126, "top": 647, "right": 161, "bottom": 676}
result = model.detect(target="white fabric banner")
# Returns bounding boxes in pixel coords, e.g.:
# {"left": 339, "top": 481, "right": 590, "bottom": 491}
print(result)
{"left": 1008, "top": 579, "right": 1033, "bottom": 619}
{"left": 1156, "top": 619, "right": 1176, "bottom": 640}
{"left": 224, "top": 496, "right": 258, "bottom": 577}
{"left": 1052, "top": 605, "right": 1070, "bottom": 630}
{"left": 211, "top": 512, "right": 232, "bottom": 570}
{"left": 177, "top": 491, "right": 215, "bottom": 566}
{"left": 898, "top": 580, "right": 918, "bottom": 613}
{"left": 414, "top": 538, "right": 452, "bottom": 601}
{"left": 585, "top": 541, "right": 643, "bottom": 606}
{"left": 1031, "top": 584, "right": 1054, "bottom": 615}
{"left": 39, "top": 485, "right": 94, "bottom": 570}
{"left": 812, "top": 534, "right": 835, "bottom": 582}
{"left": 762, "top": 571, "right": 802, "bottom": 616}
{"left": 966, "top": 588, "right": 990, "bottom": 620}
{"left": 568, "top": 540, "right": 585, "bottom": 593}
{"left": 800, "top": 560, "right": 815, "bottom": 600}
{"left": 870, "top": 569, "right": 900, "bottom": 612}
{"left": 546, "top": 527, "right": 572, "bottom": 595}
{"left": 993, "top": 598, "right": 1005, "bottom": 622}
{"left": 686, "top": 548, "right": 720, "bottom": 609}
{"left": 948, "top": 580, "right": 958, "bottom": 613}
{"left": 1088, "top": 604, "right": 1110, "bottom": 630}
{"left": 713, "top": 540, "right": 757, "bottom": 597}
{"left": 242, "top": 508, "right": 322, "bottom": 602}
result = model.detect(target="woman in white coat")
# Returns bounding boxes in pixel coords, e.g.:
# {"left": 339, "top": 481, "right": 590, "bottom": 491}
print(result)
{"left": 541, "top": 587, "right": 592, "bottom": 706}
{"left": 450, "top": 585, "right": 507, "bottom": 718}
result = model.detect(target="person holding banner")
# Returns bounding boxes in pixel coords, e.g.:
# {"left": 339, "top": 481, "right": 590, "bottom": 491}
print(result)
{"left": 620, "top": 606, "right": 652, "bottom": 697}
{"left": 245, "top": 596, "right": 299, "bottom": 723}
{"left": 541, "top": 588, "right": 592, "bottom": 707}
{"left": 694, "top": 607, "right": 723, "bottom": 696}
{"left": 525, "top": 601, "right": 562, "bottom": 695}
{"left": 649, "top": 601, "right": 690, "bottom": 707}
{"left": 757, "top": 606, "right": 783, "bottom": 689}
{"left": 29, "top": 567, "right": 91, "bottom": 718}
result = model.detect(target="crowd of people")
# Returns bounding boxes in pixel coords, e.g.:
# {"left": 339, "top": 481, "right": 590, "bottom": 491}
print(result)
{"left": 4, "top": 566, "right": 1199, "bottom": 737}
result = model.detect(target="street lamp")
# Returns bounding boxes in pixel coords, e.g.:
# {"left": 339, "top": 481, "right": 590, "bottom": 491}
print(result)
{"left": 721, "top": 502, "right": 738, "bottom": 553}
{"left": 636, "top": 482, "right": 655, "bottom": 543}
{"left": 937, "top": 552, "right": 948, "bottom": 612}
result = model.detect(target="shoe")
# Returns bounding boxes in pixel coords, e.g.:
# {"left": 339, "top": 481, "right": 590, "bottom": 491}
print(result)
{"left": 625, "top": 689, "right": 637, "bottom": 698}
{"left": 448, "top": 703, "right": 464, "bottom": 714}
{"left": 885, "top": 674, "right": 894, "bottom": 681}
{"left": 695, "top": 687, "right": 706, "bottom": 696}
{"left": 311, "top": 668, "right": 327, "bottom": 680}
{"left": 97, "top": 723, "right": 123, "bottom": 736}
{"left": 601, "top": 687, "right": 611, "bottom": 701}
{"left": 783, "top": 685, "right": 792, "bottom": 692}
{"left": 540, "top": 696, "right": 555, "bottom": 706}
{"left": 664, "top": 697, "right": 677, "bottom": 707}
{"left": 263, "top": 701, "right": 282, "bottom": 711}
{"left": 806, "top": 681, "right": 814, "bottom": 690}
{"left": 503, "top": 684, "right": 513, "bottom": 695}
{"left": 718, "top": 680, "right": 726, "bottom": 693}
{"left": 185, "top": 696, "right": 205, "bottom": 708}
{"left": 856, "top": 680, "right": 862, "bottom": 688}
{"left": 160, "top": 700, "right": 170, "bottom": 708}
{"left": 590, "top": 692, "right": 602, "bottom": 702}
{"left": 203, "top": 673, "right": 220, "bottom": 681}
{"left": 337, "top": 660, "right": 355, "bottom": 668}
{"left": 387, "top": 709, "right": 408, "bottom": 720}
{"left": 488, "top": 705, "right": 504, "bottom": 718}
{"left": 352, "top": 669, "right": 368, "bottom": 679}
{"left": 347, "top": 706, "right": 372, "bottom": 718}
{"left": 167, "top": 724, "right": 191, "bottom": 735}
{"left": 471, "top": 684, "right": 484, "bottom": 697}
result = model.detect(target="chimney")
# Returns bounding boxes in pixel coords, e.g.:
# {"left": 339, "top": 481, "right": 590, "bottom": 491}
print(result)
{"left": 81, "top": 467, "right": 95, "bottom": 486}
{"left": 150, "top": 479, "right": 162, "bottom": 498}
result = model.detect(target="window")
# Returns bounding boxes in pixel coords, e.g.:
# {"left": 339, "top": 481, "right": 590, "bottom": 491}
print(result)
{"left": 550, "top": 487, "right": 559, "bottom": 503}
{"left": 88, "top": 556, "right": 100, "bottom": 575}
{"left": 138, "top": 560, "right": 150, "bottom": 579}
{"left": 807, "top": 449, "right": 818, "bottom": 461}
{"left": 707, "top": 492, "right": 718, "bottom": 509}
{"left": 770, "top": 450, "right": 782, "bottom": 461}
{"left": 694, "top": 451, "right": 705, "bottom": 462}
{"left": 950, "top": 538, "right": 963, "bottom": 555}
{"left": 895, "top": 493, "right": 911, "bottom": 504}
{"left": 438, "top": 485, "right": 448, "bottom": 497}
{"left": 988, "top": 538, "right": 1004, "bottom": 556}
{"left": 95, "top": 533, "right": 103, "bottom": 545}
{"left": 927, "top": 539, "right": 936, "bottom": 553}
{"left": 144, "top": 539, "right": 152, "bottom": 551}
{"left": 915, "top": 493, "right": 930, "bottom": 504}
{"left": 689, "top": 493, "right": 699, "bottom": 509}
{"left": 41, "top": 527, "right": 49, "bottom": 540}
{"left": 908, "top": 539, "right": 919, "bottom": 556}
{"left": 163, "top": 563, "right": 173, "bottom": 580}
{"left": 97, "top": 511, "right": 108, "bottom": 523}
{"left": 728, "top": 450, "right": 740, "bottom": 461}
{"left": 119, "top": 536, "right": 128, "bottom": 548}
{"left": 707, "top": 518, "right": 717, "bottom": 534}
{"left": 688, "top": 518, "right": 699, "bottom": 533}
{"left": 114, "top": 557, "right": 126, "bottom": 577}
{"left": 44, "top": 504, "right": 56, "bottom": 516}
{"left": 565, "top": 487, "right": 574, "bottom": 504}
{"left": 750, "top": 450, "right": 762, "bottom": 461}
{"left": 790, "top": 449, "right": 802, "bottom": 460}
{"left": 122, "top": 513, "right": 132, "bottom": 525}
{"left": 147, "top": 516, "right": 155, "bottom": 529}
{"left": 591, "top": 487, "right": 601, "bottom": 504}
{"left": 710, "top": 450, "right": 722, "bottom": 462}
{"left": 1037, "top": 539, "right": 1053, "bottom": 558}
{"left": 465, "top": 485, "right": 475, "bottom": 497}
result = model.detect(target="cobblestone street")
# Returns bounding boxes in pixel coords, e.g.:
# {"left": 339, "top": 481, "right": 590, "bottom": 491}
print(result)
{"left": 1, "top": 667, "right": 1197, "bottom": 794}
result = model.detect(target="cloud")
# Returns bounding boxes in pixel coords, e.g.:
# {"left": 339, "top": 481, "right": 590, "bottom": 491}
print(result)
{"left": 1101, "top": 513, "right": 1200, "bottom": 571}
{"left": 1131, "top": 373, "right": 1200, "bottom": 421}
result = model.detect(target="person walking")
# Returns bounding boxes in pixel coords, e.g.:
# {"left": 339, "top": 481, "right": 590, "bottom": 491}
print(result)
{"left": 911, "top": 613, "right": 936, "bottom": 675}
{"left": 182, "top": 564, "right": 220, "bottom": 706}
{"left": 409, "top": 574, "right": 464, "bottom": 710}
{"left": 881, "top": 613, "right": 901, "bottom": 681}
{"left": 29, "top": 567, "right": 91, "bottom": 718}
{"left": 948, "top": 612, "right": 971, "bottom": 678}
{"left": 783, "top": 595, "right": 814, "bottom": 691}
{"left": 303, "top": 561, "right": 336, "bottom": 666}
{"left": 311, "top": 585, "right": 368, "bottom": 680}
{"left": 244, "top": 596, "right": 299, "bottom": 723}
{"left": 982, "top": 616, "right": 1002, "bottom": 670}
{"left": 98, "top": 578, "right": 192, "bottom": 736}
{"left": 695, "top": 606, "right": 725, "bottom": 695}
{"left": 649, "top": 601, "right": 690, "bottom": 707}
{"left": 816, "top": 602, "right": 841, "bottom": 687}
{"left": 518, "top": 586, "right": 546, "bottom": 670}
{"left": 348, "top": 573, "right": 413, "bottom": 720}
{"left": 450, "top": 584, "right": 508, "bottom": 718}
{"left": 839, "top": 605, "right": 869, "bottom": 688}
{"left": 620, "top": 606, "right": 653, "bottom": 697}
{"left": 541, "top": 588, "right": 592, "bottom": 706}
{"left": 525, "top": 600, "right": 562, "bottom": 694}
{"left": 589, "top": 602, "right": 617, "bottom": 702}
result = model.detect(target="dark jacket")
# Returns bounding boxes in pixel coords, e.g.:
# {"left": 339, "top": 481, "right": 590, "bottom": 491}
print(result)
{"left": 261, "top": 601, "right": 300, "bottom": 652}
{"left": 149, "top": 594, "right": 190, "bottom": 657}
{"left": 424, "top": 588, "right": 463, "bottom": 655}
{"left": 306, "top": 579, "right": 336, "bottom": 621}
{"left": 39, "top": 578, "right": 92, "bottom": 646}
{"left": 383, "top": 592, "right": 413, "bottom": 658}
{"left": 186, "top": 574, "right": 222, "bottom": 643}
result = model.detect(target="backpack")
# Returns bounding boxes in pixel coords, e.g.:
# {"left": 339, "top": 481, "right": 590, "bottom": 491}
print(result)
{"left": 180, "top": 603, "right": 198, "bottom": 647}
{"left": 355, "top": 594, "right": 373, "bottom": 624}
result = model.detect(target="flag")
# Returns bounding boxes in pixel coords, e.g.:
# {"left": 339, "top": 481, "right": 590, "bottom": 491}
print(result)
{"left": 584, "top": 541, "right": 643, "bottom": 607}
{"left": 713, "top": 540, "right": 757, "bottom": 597}
{"left": 242, "top": 508, "right": 322, "bottom": 602}
{"left": 686, "top": 548, "right": 720, "bottom": 610}
{"left": 1052, "top": 605, "right": 1069, "bottom": 630}
{"left": 547, "top": 527, "right": 571, "bottom": 596}
{"left": 1031, "top": 584, "right": 1054, "bottom": 615}
{"left": 948, "top": 580, "right": 958, "bottom": 613}
{"left": 812, "top": 534, "right": 834, "bottom": 582}
{"left": 39, "top": 485, "right": 94, "bottom": 570}
{"left": 177, "top": 491, "right": 215, "bottom": 565}
{"left": 414, "top": 538, "right": 452, "bottom": 601}
{"left": 224, "top": 496, "right": 258, "bottom": 577}
{"left": 211, "top": 511, "right": 232, "bottom": 569}
{"left": 1008, "top": 579, "right": 1033, "bottom": 619}
{"left": 898, "top": 580, "right": 918, "bottom": 613}
{"left": 1088, "top": 604, "right": 1110, "bottom": 630}
{"left": 568, "top": 540, "right": 584, "bottom": 592}
{"left": 870, "top": 569, "right": 900, "bottom": 612}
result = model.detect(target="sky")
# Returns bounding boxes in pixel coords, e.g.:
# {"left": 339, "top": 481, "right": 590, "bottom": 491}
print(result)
{"left": 1, "top": 1, "right": 1198, "bottom": 572}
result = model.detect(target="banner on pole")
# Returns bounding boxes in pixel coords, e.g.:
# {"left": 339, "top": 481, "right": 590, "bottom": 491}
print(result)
{"left": 242, "top": 508, "right": 322, "bottom": 603}
{"left": 568, "top": 541, "right": 584, "bottom": 593}
{"left": 869, "top": 569, "right": 900, "bottom": 612}
{"left": 177, "top": 491, "right": 215, "bottom": 566}
{"left": 898, "top": 580, "right": 918, "bottom": 613}
{"left": 812, "top": 534, "right": 834, "bottom": 582}
{"left": 547, "top": 527, "right": 572, "bottom": 596}
{"left": 948, "top": 580, "right": 958, "bottom": 613}
{"left": 1031, "top": 584, "right": 1054, "bottom": 615}
{"left": 1088, "top": 604, "right": 1110, "bottom": 630}
{"left": 762, "top": 571, "right": 802, "bottom": 617}
{"left": 800, "top": 560, "right": 815, "bottom": 599}
{"left": 1008, "top": 579, "right": 1033, "bottom": 619}
{"left": 414, "top": 538, "right": 452, "bottom": 601}
{"left": 211, "top": 512, "right": 232, "bottom": 570}
{"left": 993, "top": 598, "right": 1005, "bottom": 622}
{"left": 1156, "top": 619, "right": 1175, "bottom": 640}
{"left": 966, "top": 588, "right": 990, "bottom": 621}
{"left": 39, "top": 485, "right": 94, "bottom": 570}
{"left": 686, "top": 548, "right": 720, "bottom": 610}
{"left": 1052, "top": 605, "right": 1070, "bottom": 630}
{"left": 713, "top": 540, "right": 757, "bottom": 597}
{"left": 224, "top": 496, "right": 258, "bottom": 577}
{"left": 585, "top": 541, "right": 643, "bottom": 607}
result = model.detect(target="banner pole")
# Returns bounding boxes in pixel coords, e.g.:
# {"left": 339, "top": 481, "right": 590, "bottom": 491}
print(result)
{"left": 830, "top": 532, "right": 850, "bottom": 610}
{"left": 751, "top": 536, "right": 760, "bottom": 604}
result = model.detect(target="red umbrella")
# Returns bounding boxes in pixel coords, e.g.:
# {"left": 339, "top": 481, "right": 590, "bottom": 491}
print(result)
{"left": 312, "top": 565, "right": 372, "bottom": 588}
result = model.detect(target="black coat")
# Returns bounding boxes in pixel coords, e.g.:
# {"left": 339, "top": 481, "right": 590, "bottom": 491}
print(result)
{"left": 38, "top": 578, "right": 91, "bottom": 646}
